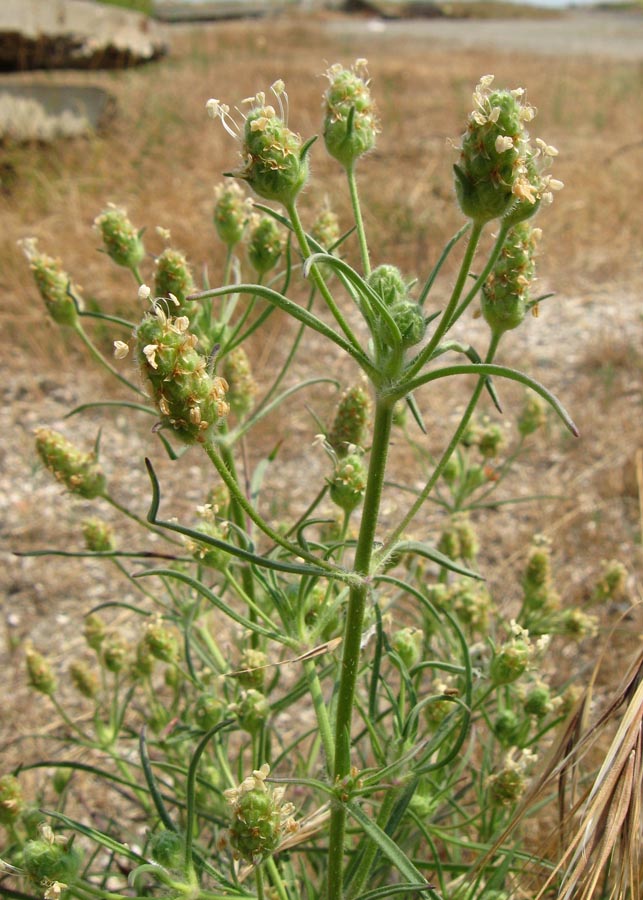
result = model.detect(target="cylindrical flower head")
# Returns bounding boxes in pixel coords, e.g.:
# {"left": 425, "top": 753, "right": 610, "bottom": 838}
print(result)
{"left": 84, "top": 613, "right": 106, "bottom": 651}
{"left": 222, "top": 346, "right": 257, "bottom": 418}
{"left": 323, "top": 60, "right": 379, "bottom": 169}
{"left": 23, "top": 835, "right": 82, "bottom": 887}
{"left": 26, "top": 647, "right": 57, "bottom": 695}
{"left": 102, "top": 637, "right": 128, "bottom": 673}
{"left": 0, "top": 774, "right": 24, "bottom": 825}
{"left": 82, "top": 517, "right": 115, "bottom": 552}
{"left": 490, "top": 640, "right": 530, "bottom": 685}
{"left": 225, "top": 764, "right": 297, "bottom": 864}
{"left": 94, "top": 204, "right": 145, "bottom": 270}
{"left": 329, "top": 453, "right": 367, "bottom": 513}
{"left": 481, "top": 222, "right": 539, "bottom": 336}
{"left": 214, "top": 182, "right": 252, "bottom": 247}
{"left": 390, "top": 301, "right": 427, "bottom": 348}
{"left": 242, "top": 105, "right": 309, "bottom": 204}
{"left": 35, "top": 428, "right": 106, "bottom": 499}
{"left": 144, "top": 617, "right": 180, "bottom": 663}
{"left": 154, "top": 248, "right": 196, "bottom": 313}
{"left": 487, "top": 766, "right": 525, "bottom": 807}
{"left": 518, "top": 393, "right": 546, "bottom": 436}
{"left": 70, "top": 660, "right": 99, "bottom": 700}
{"left": 328, "top": 382, "right": 372, "bottom": 456}
{"left": 193, "top": 692, "right": 225, "bottom": 730}
{"left": 135, "top": 304, "right": 229, "bottom": 443}
{"left": 454, "top": 76, "right": 536, "bottom": 224}
{"left": 247, "top": 215, "right": 283, "bottom": 276}
{"left": 19, "top": 238, "right": 80, "bottom": 327}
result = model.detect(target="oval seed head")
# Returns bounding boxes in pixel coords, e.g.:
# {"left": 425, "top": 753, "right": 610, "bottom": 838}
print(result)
{"left": 102, "top": 636, "right": 128, "bottom": 673}
{"left": 231, "top": 688, "right": 270, "bottom": 734}
{"left": 154, "top": 248, "right": 196, "bottom": 314}
{"left": 518, "top": 393, "right": 546, "bottom": 436}
{"left": 35, "top": 428, "right": 106, "bottom": 499}
{"left": 329, "top": 452, "right": 367, "bottom": 513}
{"left": 19, "top": 238, "right": 80, "bottom": 327}
{"left": 69, "top": 660, "right": 99, "bottom": 700}
{"left": 187, "top": 504, "right": 230, "bottom": 571}
{"left": 523, "top": 681, "right": 553, "bottom": 718}
{"left": 94, "top": 204, "right": 145, "bottom": 270}
{"left": 391, "top": 627, "right": 422, "bottom": 670}
{"left": 591, "top": 558, "right": 628, "bottom": 604}
{"left": 149, "top": 830, "right": 183, "bottom": 870}
{"left": 214, "top": 182, "right": 252, "bottom": 247}
{"left": 247, "top": 215, "right": 283, "bottom": 276}
{"left": 493, "top": 710, "right": 521, "bottom": 748}
{"left": 487, "top": 765, "right": 526, "bottom": 807}
{"left": 455, "top": 77, "right": 533, "bottom": 223}
{"left": 328, "top": 381, "right": 372, "bottom": 457}
{"left": 82, "top": 517, "right": 115, "bottom": 553}
{"left": 22, "top": 835, "right": 82, "bottom": 888}
{"left": 84, "top": 613, "right": 106, "bottom": 652}
{"left": 0, "top": 774, "right": 24, "bottom": 826}
{"left": 135, "top": 306, "right": 229, "bottom": 444}
{"left": 193, "top": 692, "right": 225, "bottom": 731}
{"left": 323, "top": 60, "right": 379, "bottom": 170}
{"left": 241, "top": 102, "right": 309, "bottom": 205}
{"left": 225, "top": 764, "right": 297, "bottom": 865}
{"left": 222, "top": 346, "right": 257, "bottom": 418}
{"left": 489, "top": 639, "right": 530, "bottom": 685}
{"left": 26, "top": 647, "right": 57, "bottom": 696}
{"left": 481, "top": 222, "right": 539, "bottom": 336}
{"left": 144, "top": 617, "right": 180, "bottom": 664}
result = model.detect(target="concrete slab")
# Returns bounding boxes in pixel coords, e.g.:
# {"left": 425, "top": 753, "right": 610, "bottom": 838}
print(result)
{"left": 0, "top": 84, "right": 114, "bottom": 140}
{"left": 0, "top": 0, "right": 167, "bottom": 70}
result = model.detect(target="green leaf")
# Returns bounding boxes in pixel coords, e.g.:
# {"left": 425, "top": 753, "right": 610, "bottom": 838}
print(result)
{"left": 387, "top": 539, "right": 484, "bottom": 580}
{"left": 345, "top": 801, "right": 436, "bottom": 893}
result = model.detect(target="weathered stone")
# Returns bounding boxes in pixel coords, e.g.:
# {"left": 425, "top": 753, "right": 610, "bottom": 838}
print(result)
{"left": 0, "top": 0, "right": 167, "bottom": 71}
{"left": 0, "top": 84, "right": 115, "bottom": 141}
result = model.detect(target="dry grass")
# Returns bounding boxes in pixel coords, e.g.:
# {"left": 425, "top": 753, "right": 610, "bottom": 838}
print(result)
{"left": 2, "top": 12, "right": 643, "bottom": 893}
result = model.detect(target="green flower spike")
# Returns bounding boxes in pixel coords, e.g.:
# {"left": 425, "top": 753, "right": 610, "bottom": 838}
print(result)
{"left": 19, "top": 238, "right": 80, "bottom": 327}
{"left": 154, "top": 247, "right": 196, "bottom": 314}
{"left": 207, "top": 82, "right": 311, "bottom": 206}
{"left": 481, "top": 222, "right": 540, "bottom": 336}
{"left": 247, "top": 214, "right": 283, "bottom": 276}
{"left": 214, "top": 182, "right": 253, "bottom": 247}
{"left": 94, "top": 203, "right": 145, "bottom": 272}
{"left": 135, "top": 300, "right": 229, "bottom": 444}
{"left": 454, "top": 76, "right": 562, "bottom": 224}
{"left": 323, "top": 59, "right": 379, "bottom": 170}
{"left": 0, "top": 774, "right": 24, "bottom": 826}
{"left": 328, "top": 381, "right": 372, "bottom": 457}
{"left": 224, "top": 764, "right": 298, "bottom": 865}
{"left": 222, "top": 345, "right": 257, "bottom": 417}
{"left": 35, "top": 428, "right": 106, "bottom": 499}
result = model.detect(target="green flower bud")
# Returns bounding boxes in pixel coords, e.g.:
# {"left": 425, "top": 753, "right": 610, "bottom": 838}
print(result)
{"left": 102, "top": 637, "right": 128, "bottom": 673}
{"left": 328, "top": 381, "right": 372, "bottom": 456}
{"left": 82, "top": 517, "right": 115, "bottom": 553}
{"left": 478, "top": 421, "right": 505, "bottom": 458}
{"left": 193, "top": 692, "right": 225, "bottom": 731}
{"left": 481, "top": 222, "right": 539, "bottom": 336}
{"left": 591, "top": 559, "right": 628, "bottom": 604}
{"left": 441, "top": 454, "right": 460, "bottom": 486}
{"left": 222, "top": 346, "right": 257, "bottom": 418}
{"left": 83, "top": 613, "right": 106, "bottom": 652}
{"left": 69, "top": 661, "right": 99, "bottom": 700}
{"left": 0, "top": 774, "right": 24, "bottom": 826}
{"left": 329, "top": 452, "right": 367, "bottom": 513}
{"left": 52, "top": 768, "right": 73, "bottom": 795}
{"left": 132, "top": 640, "right": 155, "bottom": 680}
{"left": 94, "top": 204, "right": 145, "bottom": 270}
{"left": 323, "top": 60, "right": 379, "bottom": 170}
{"left": 26, "top": 647, "right": 57, "bottom": 696}
{"left": 225, "top": 764, "right": 297, "bottom": 864}
{"left": 22, "top": 834, "right": 82, "bottom": 887}
{"left": 523, "top": 536, "right": 551, "bottom": 591}
{"left": 452, "top": 584, "right": 491, "bottom": 633}
{"left": 558, "top": 608, "right": 598, "bottom": 640}
{"left": 487, "top": 765, "right": 525, "bottom": 807}
{"left": 391, "top": 627, "right": 422, "bottom": 669}
{"left": 424, "top": 694, "right": 453, "bottom": 730}
{"left": 437, "top": 523, "right": 460, "bottom": 561}
{"left": 187, "top": 504, "right": 230, "bottom": 571}
{"left": 149, "top": 830, "right": 183, "bottom": 869}
{"left": 135, "top": 305, "right": 229, "bottom": 444}
{"left": 490, "top": 640, "right": 530, "bottom": 686}
{"left": 35, "top": 428, "right": 106, "bottom": 499}
{"left": 493, "top": 710, "right": 522, "bottom": 748}
{"left": 247, "top": 215, "right": 283, "bottom": 275}
{"left": 523, "top": 682, "right": 553, "bottom": 718}
{"left": 154, "top": 247, "right": 196, "bottom": 313}
{"left": 214, "top": 182, "right": 252, "bottom": 247}
{"left": 237, "top": 649, "right": 268, "bottom": 691}
{"left": 19, "top": 238, "right": 80, "bottom": 327}
{"left": 232, "top": 689, "right": 270, "bottom": 734}
{"left": 518, "top": 393, "right": 546, "bottom": 436}
{"left": 390, "top": 301, "right": 426, "bottom": 348}
{"left": 144, "top": 617, "right": 180, "bottom": 664}
{"left": 367, "top": 264, "right": 408, "bottom": 307}
{"left": 311, "top": 205, "right": 340, "bottom": 250}
{"left": 453, "top": 514, "right": 479, "bottom": 562}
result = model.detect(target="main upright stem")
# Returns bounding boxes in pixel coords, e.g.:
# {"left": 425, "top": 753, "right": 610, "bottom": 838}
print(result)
{"left": 327, "top": 397, "right": 394, "bottom": 900}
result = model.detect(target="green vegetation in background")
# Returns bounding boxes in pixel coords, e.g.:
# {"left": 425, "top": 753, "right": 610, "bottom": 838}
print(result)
{"left": 92, "top": 0, "right": 154, "bottom": 15}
